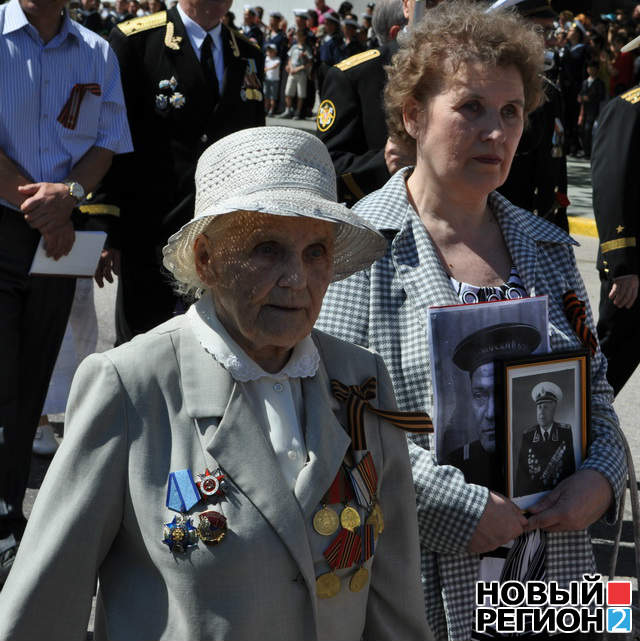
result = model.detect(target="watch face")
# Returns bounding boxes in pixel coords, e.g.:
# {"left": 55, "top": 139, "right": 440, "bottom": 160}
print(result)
{"left": 69, "top": 182, "right": 84, "bottom": 200}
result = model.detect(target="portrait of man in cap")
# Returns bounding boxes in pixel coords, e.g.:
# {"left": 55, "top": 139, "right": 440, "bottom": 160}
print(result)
{"left": 514, "top": 381, "right": 576, "bottom": 496}
{"left": 444, "top": 323, "right": 541, "bottom": 492}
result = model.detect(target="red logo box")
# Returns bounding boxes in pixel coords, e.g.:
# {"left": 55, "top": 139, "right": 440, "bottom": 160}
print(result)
{"left": 607, "top": 581, "right": 632, "bottom": 606}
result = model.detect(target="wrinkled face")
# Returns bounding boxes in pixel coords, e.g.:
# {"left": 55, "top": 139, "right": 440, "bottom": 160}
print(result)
{"left": 470, "top": 362, "right": 495, "bottom": 454}
{"left": 536, "top": 400, "right": 556, "bottom": 428}
{"left": 405, "top": 62, "right": 525, "bottom": 200}
{"left": 195, "top": 212, "right": 335, "bottom": 369}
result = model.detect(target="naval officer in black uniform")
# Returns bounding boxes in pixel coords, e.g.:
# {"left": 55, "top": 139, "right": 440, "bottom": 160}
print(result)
{"left": 497, "top": 0, "right": 569, "bottom": 232}
{"left": 106, "top": 0, "right": 264, "bottom": 342}
{"left": 515, "top": 382, "right": 575, "bottom": 497}
{"left": 592, "top": 80, "right": 640, "bottom": 395}
{"left": 316, "top": 0, "right": 409, "bottom": 206}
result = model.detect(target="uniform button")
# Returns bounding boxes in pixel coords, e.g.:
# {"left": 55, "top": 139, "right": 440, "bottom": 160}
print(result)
{"left": 200, "top": 134, "right": 208, "bottom": 143}
{"left": 534, "top": 187, "right": 539, "bottom": 195}
{"left": 288, "top": 450, "right": 297, "bottom": 460}
{"left": 533, "top": 209, "right": 538, "bottom": 215}
{"left": 273, "top": 382, "right": 283, "bottom": 392}
{"left": 554, "top": 186, "right": 559, "bottom": 192}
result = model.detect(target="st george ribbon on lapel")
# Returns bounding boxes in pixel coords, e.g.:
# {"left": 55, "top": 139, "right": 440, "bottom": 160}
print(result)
{"left": 330, "top": 377, "right": 433, "bottom": 451}
{"left": 562, "top": 290, "right": 597, "bottom": 356}
{"left": 166, "top": 469, "right": 201, "bottom": 512}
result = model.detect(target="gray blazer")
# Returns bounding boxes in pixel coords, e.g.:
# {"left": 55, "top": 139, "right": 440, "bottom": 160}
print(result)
{"left": 0, "top": 315, "right": 432, "bottom": 641}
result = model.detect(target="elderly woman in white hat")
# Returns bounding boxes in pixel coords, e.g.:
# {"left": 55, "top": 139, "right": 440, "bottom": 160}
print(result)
{"left": 0, "top": 127, "right": 432, "bottom": 641}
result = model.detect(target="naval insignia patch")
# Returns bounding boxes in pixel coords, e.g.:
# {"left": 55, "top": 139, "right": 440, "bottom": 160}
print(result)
{"left": 317, "top": 99, "right": 336, "bottom": 132}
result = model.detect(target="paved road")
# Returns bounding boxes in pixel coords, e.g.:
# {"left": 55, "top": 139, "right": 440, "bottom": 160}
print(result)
{"left": 21, "top": 139, "right": 640, "bottom": 636}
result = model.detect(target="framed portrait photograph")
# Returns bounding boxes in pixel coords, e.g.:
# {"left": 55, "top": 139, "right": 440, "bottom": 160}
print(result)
{"left": 500, "top": 350, "right": 590, "bottom": 509}
{"left": 428, "top": 296, "right": 550, "bottom": 493}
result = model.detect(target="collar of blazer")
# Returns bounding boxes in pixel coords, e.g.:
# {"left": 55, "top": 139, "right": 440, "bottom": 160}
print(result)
{"left": 176, "top": 321, "right": 351, "bottom": 619}
{"left": 355, "top": 167, "right": 577, "bottom": 300}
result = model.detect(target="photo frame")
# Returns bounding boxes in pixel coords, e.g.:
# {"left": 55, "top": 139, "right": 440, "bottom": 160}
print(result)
{"left": 427, "top": 296, "right": 550, "bottom": 493}
{"left": 499, "top": 350, "right": 590, "bottom": 510}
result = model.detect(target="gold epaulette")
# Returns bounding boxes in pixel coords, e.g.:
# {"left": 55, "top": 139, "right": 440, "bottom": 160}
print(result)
{"left": 117, "top": 11, "right": 167, "bottom": 36}
{"left": 621, "top": 86, "right": 640, "bottom": 104}
{"left": 601, "top": 237, "right": 636, "bottom": 253}
{"left": 335, "top": 48, "right": 380, "bottom": 71}
{"left": 78, "top": 204, "right": 120, "bottom": 217}
{"left": 234, "top": 30, "right": 262, "bottom": 51}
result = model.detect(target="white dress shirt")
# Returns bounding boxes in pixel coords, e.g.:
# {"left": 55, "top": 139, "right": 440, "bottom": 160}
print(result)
{"left": 176, "top": 4, "right": 224, "bottom": 94}
{"left": 187, "top": 294, "right": 320, "bottom": 491}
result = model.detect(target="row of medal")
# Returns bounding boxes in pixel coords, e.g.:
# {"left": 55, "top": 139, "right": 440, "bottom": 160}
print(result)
{"left": 161, "top": 468, "right": 227, "bottom": 553}
{"left": 313, "top": 451, "right": 384, "bottom": 599}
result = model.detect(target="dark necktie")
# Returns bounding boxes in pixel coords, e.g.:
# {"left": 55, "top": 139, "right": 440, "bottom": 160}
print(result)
{"left": 201, "top": 34, "right": 220, "bottom": 102}
{"left": 543, "top": 431, "right": 549, "bottom": 442}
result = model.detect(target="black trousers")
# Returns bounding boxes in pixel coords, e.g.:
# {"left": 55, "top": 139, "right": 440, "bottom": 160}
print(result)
{"left": 0, "top": 206, "right": 75, "bottom": 539}
{"left": 597, "top": 273, "right": 640, "bottom": 396}
{"left": 115, "top": 244, "right": 181, "bottom": 345}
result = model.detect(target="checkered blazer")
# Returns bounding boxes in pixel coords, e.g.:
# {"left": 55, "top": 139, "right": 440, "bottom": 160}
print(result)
{"left": 315, "top": 168, "right": 627, "bottom": 641}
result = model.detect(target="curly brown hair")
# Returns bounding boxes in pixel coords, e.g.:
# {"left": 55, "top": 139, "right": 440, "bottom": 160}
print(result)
{"left": 385, "top": 0, "right": 546, "bottom": 146}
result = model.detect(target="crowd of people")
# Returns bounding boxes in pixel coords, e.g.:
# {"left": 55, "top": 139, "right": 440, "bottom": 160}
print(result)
{"left": 0, "top": 0, "right": 637, "bottom": 638}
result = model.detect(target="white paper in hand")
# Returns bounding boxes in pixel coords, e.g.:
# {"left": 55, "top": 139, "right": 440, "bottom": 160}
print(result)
{"left": 29, "top": 231, "right": 107, "bottom": 277}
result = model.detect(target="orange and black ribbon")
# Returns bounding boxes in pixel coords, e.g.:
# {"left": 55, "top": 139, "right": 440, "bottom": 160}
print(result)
{"left": 562, "top": 290, "right": 597, "bottom": 356}
{"left": 331, "top": 377, "right": 433, "bottom": 451}
{"left": 57, "top": 83, "right": 101, "bottom": 130}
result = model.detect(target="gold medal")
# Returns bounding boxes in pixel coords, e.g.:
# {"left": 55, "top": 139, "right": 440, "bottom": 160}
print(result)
{"left": 349, "top": 566, "right": 369, "bottom": 593}
{"left": 372, "top": 502, "right": 384, "bottom": 534}
{"left": 340, "top": 505, "right": 361, "bottom": 531}
{"left": 316, "top": 572, "right": 341, "bottom": 599}
{"left": 313, "top": 506, "right": 340, "bottom": 536}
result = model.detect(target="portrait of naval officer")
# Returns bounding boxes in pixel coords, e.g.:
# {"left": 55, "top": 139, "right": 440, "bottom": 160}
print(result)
{"left": 444, "top": 323, "right": 541, "bottom": 492}
{"left": 515, "top": 381, "right": 576, "bottom": 497}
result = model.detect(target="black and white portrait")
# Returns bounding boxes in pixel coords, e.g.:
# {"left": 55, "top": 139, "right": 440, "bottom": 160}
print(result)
{"left": 505, "top": 356, "right": 588, "bottom": 508}
{"left": 428, "top": 297, "right": 549, "bottom": 492}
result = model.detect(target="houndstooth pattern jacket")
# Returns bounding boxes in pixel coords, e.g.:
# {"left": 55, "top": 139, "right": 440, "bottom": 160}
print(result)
{"left": 316, "top": 168, "right": 627, "bottom": 641}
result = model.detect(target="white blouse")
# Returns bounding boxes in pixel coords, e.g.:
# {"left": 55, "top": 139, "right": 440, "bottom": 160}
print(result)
{"left": 187, "top": 294, "right": 320, "bottom": 491}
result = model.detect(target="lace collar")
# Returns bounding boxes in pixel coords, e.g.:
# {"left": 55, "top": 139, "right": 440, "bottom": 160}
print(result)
{"left": 186, "top": 294, "right": 320, "bottom": 382}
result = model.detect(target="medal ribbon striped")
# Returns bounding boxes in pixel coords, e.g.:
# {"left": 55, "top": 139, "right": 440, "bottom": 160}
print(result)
{"left": 362, "top": 524, "right": 375, "bottom": 562}
{"left": 562, "top": 290, "right": 597, "bottom": 356}
{"left": 331, "top": 377, "right": 433, "bottom": 450}
{"left": 57, "top": 83, "right": 102, "bottom": 130}
{"left": 347, "top": 452, "right": 378, "bottom": 508}
{"left": 323, "top": 467, "right": 354, "bottom": 505}
{"left": 324, "top": 528, "right": 362, "bottom": 570}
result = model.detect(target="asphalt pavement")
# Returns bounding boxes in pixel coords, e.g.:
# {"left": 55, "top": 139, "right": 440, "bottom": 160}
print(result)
{"left": 20, "top": 132, "right": 640, "bottom": 637}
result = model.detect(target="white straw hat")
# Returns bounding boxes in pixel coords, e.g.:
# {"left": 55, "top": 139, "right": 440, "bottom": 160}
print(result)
{"left": 162, "top": 126, "right": 387, "bottom": 285}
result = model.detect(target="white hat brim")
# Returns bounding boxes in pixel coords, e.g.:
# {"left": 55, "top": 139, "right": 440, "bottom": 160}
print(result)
{"left": 162, "top": 192, "right": 387, "bottom": 285}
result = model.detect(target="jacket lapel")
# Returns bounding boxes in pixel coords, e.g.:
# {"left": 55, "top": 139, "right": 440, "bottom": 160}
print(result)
{"left": 178, "top": 323, "right": 318, "bottom": 607}
{"left": 294, "top": 353, "right": 351, "bottom": 519}
{"left": 165, "top": 8, "right": 216, "bottom": 113}
{"left": 216, "top": 25, "right": 247, "bottom": 111}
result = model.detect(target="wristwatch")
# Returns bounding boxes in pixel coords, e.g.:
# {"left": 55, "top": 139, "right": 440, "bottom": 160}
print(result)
{"left": 63, "top": 180, "right": 85, "bottom": 203}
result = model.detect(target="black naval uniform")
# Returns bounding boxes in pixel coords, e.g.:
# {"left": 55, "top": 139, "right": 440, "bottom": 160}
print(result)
{"left": 106, "top": 10, "right": 264, "bottom": 343}
{"left": 591, "top": 85, "right": 640, "bottom": 395}
{"left": 317, "top": 42, "right": 398, "bottom": 206}
{"left": 498, "top": 77, "right": 569, "bottom": 232}
{"left": 515, "top": 423, "right": 575, "bottom": 496}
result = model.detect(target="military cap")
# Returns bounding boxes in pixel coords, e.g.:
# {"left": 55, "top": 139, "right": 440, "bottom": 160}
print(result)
{"left": 342, "top": 17, "right": 358, "bottom": 27}
{"left": 452, "top": 323, "right": 541, "bottom": 373}
{"left": 243, "top": 5, "right": 257, "bottom": 14}
{"left": 294, "top": 8, "right": 309, "bottom": 17}
{"left": 269, "top": 10, "right": 283, "bottom": 18}
{"left": 531, "top": 381, "right": 563, "bottom": 404}
{"left": 323, "top": 10, "right": 340, "bottom": 23}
